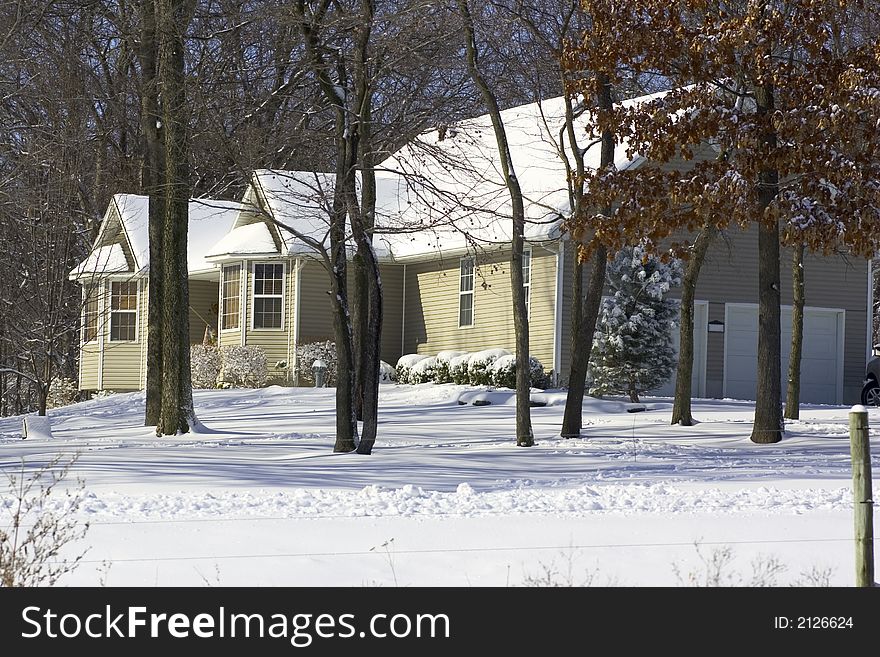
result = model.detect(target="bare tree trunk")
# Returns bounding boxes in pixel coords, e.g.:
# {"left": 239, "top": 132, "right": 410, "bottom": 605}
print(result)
{"left": 561, "top": 245, "right": 606, "bottom": 436}
{"left": 784, "top": 242, "right": 805, "bottom": 419}
{"left": 156, "top": 0, "right": 195, "bottom": 436}
{"left": 141, "top": 0, "right": 164, "bottom": 427}
{"left": 353, "top": 48, "right": 383, "bottom": 454}
{"left": 329, "top": 253, "right": 357, "bottom": 452}
{"left": 459, "top": 0, "right": 532, "bottom": 446}
{"left": 561, "top": 71, "right": 613, "bottom": 438}
{"left": 671, "top": 225, "right": 715, "bottom": 426}
{"left": 351, "top": 252, "right": 367, "bottom": 422}
{"left": 750, "top": 83, "right": 783, "bottom": 444}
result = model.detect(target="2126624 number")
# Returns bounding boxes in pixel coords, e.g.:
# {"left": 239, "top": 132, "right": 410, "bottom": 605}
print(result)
{"left": 797, "top": 617, "right": 853, "bottom": 629}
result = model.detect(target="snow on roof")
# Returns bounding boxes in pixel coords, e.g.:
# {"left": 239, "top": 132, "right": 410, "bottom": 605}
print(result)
{"left": 251, "top": 170, "right": 336, "bottom": 255}
{"left": 70, "top": 243, "right": 129, "bottom": 277}
{"left": 238, "top": 92, "right": 663, "bottom": 260}
{"left": 205, "top": 221, "right": 278, "bottom": 259}
{"left": 84, "top": 195, "right": 242, "bottom": 276}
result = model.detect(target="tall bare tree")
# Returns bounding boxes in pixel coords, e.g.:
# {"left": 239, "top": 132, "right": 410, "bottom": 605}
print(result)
{"left": 458, "top": 0, "right": 532, "bottom": 446}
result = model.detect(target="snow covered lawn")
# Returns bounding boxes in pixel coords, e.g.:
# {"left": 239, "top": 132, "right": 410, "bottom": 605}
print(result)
{"left": 1, "top": 385, "right": 876, "bottom": 586}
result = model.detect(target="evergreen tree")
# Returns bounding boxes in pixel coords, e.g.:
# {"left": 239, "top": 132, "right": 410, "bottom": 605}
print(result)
{"left": 589, "top": 245, "right": 682, "bottom": 403}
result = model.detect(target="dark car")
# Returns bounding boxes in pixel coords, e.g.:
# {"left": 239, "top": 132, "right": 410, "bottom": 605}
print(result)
{"left": 862, "top": 355, "right": 880, "bottom": 406}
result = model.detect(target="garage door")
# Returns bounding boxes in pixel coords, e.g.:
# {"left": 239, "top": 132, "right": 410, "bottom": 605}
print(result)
{"left": 650, "top": 301, "right": 708, "bottom": 398}
{"left": 724, "top": 304, "right": 842, "bottom": 404}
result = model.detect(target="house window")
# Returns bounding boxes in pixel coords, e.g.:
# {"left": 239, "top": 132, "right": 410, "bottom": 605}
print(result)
{"left": 109, "top": 281, "right": 137, "bottom": 341}
{"left": 221, "top": 264, "right": 241, "bottom": 330}
{"left": 459, "top": 257, "right": 474, "bottom": 327}
{"left": 522, "top": 247, "right": 532, "bottom": 316}
{"left": 82, "top": 285, "right": 99, "bottom": 342}
{"left": 252, "top": 263, "right": 284, "bottom": 329}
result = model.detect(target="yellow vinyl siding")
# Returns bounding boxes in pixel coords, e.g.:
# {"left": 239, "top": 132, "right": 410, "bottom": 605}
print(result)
{"left": 219, "top": 329, "right": 241, "bottom": 348}
{"left": 79, "top": 343, "right": 100, "bottom": 390}
{"left": 296, "top": 260, "right": 405, "bottom": 366}
{"left": 379, "top": 264, "right": 404, "bottom": 365}
{"left": 297, "top": 261, "right": 336, "bottom": 345}
{"left": 403, "top": 247, "right": 556, "bottom": 370}
{"left": 189, "top": 280, "right": 219, "bottom": 345}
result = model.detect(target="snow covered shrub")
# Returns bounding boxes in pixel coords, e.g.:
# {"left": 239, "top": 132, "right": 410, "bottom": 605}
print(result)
{"left": 46, "top": 378, "right": 78, "bottom": 409}
{"left": 295, "top": 340, "right": 337, "bottom": 386}
{"left": 489, "top": 355, "right": 517, "bottom": 388}
{"left": 409, "top": 356, "right": 438, "bottom": 384}
{"left": 434, "top": 350, "right": 467, "bottom": 384}
{"left": 379, "top": 360, "right": 397, "bottom": 383}
{"left": 220, "top": 345, "right": 269, "bottom": 388}
{"left": 449, "top": 353, "right": 472, "bottom": 384}
{"left": 467, "top": 348, "right": 511, "bottom": 386}
{"left": 396, "top": 354, "right": 429, "bottom": 384}
{"left": 190, "top": 344, "right": 222, "bottom": 389}
{"left": 589, "top": 244, "right": 682, "bottom": 402}
{"left": 488, "top": 355, "right": 550, "bottom": 389}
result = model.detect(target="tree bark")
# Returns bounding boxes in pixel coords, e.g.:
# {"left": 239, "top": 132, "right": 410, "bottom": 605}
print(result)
{"left": 784, "top": 242, "right": 805, "bottom": 419}
{"left": 459, "top": 0, "right": 532, "bottom": 446}
{"left": 141, "top": 0, "right": 164, "bottom": 427}
{"left": 561, "top": 71, "right": 613, "bottom": 438}
{"left": 750, "top": 82, "right": 783, "bottom": 444}
{"left": 671, "top": 225, "right": 715, "bottom": 426}
{"left": 560, "top": 244, "right": 606, "bottom": 437}
{"left": 352, "top": 26, "right": 383, "bottom": 455}
{"left": 155, "top": 0, "right": 196, "bottom": 436}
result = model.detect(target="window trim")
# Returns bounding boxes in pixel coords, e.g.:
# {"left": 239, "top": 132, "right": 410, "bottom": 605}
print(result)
{"left": 458, "top": 256, "right": 475, "bottom": 328}
{"left": 108, "top": 279, "right": 139, "bottom": 343}
{"left": 522, "top": 246, "right": 532, "bottom": 320}
{"left": 220, "top": 262, "right": 243, "bottom": 332}
{"left": 250, "top": 261, "right": 286, "bottom": 331}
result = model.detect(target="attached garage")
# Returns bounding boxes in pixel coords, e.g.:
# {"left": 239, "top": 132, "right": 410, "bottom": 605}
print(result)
{"left": 723, "top": 303, "right": 844, "bottom": 404}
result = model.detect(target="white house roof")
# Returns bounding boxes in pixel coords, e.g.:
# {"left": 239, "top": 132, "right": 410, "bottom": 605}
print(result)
{"left": 69, "top": 244, "right": 129, "bottom": 278}
{"left": 205, "top": 221, "right": 278, "bottom": 259}
{"left": 250, "top": 170, "right": 337, "bottom": 255}
{"left": 72, "top": 194, "right": 242, "bottom": 278}
{"left": 229, "top": 92, "right": 659, "bottom": 261}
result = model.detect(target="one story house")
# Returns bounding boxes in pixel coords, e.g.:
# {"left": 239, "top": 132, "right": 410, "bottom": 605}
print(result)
{"left": 70, "top": 94, "right": 872, "bottom": 404}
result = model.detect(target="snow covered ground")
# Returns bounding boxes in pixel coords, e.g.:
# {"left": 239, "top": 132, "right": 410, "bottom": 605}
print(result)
{"left": 0, "top": 384, "right": 876, "bottom": 586}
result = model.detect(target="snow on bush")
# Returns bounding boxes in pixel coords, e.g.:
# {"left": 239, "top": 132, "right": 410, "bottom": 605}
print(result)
{"left": 46, "top": 378, "right": 78, "bottom": 409}
{"left": 409, "top": 356, "right": 438, "bottom": 384}
{"left": 449, "top": 353, "right": 472, "bottom": 384}
{"left": 379, "top": 360, "right": 397, "bottom": 383}
{"left": 295, "top": 340, "right": 337, "bottom": 386}
{"left": 467, "top": 348, "right": 511, "bottom": 386}
{"left": 434, "top": 350, "right": 467, "bottom": 383}
{"left": 589, "top": 244, "right": 682, "bottom": 402}
{"left": 191, "top": 344, "right": 222, "bottom": 389}
{"left": 488, "top": 355, "right": 550, "bottom": 389}
{"left": 396, "top": 354, "right": 429, "bottom": 384}
{"left": 220, "top": 345, "right": 269, "bottom": 388}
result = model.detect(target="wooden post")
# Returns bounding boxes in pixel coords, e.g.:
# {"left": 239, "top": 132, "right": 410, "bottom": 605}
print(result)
{"left": 849, "top": 405, "right": 874, "bottom": 587}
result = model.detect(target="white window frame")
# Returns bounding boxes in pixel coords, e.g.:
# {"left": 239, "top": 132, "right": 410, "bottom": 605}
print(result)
{"left": 459, "top": 256, "right": 475, "bottom": 328}
{"left": 108, "top": 279, "right": 139, "bottom": 342}
{"left": 522, "top": 246, "right": 532, "bottom": 319}
{"left": 220, "top": 262, "right": 243, "bottom": 332}
{"left": 250, "top": 261, "right": 286, "bottom": 331}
